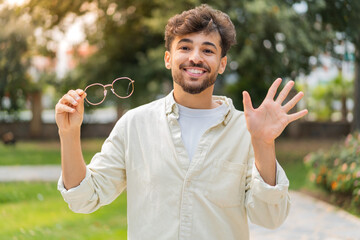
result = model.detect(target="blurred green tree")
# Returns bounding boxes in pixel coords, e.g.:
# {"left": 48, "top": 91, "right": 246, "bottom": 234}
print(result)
{"left": 304, "top": 74, "right": 353, "bottom": 121}
{"left": 301, "top": 0, "right": 360, "bottom": 129}
{"left": 216, "top": 0, "right": 329, "bottom": 108}
{"left": 0, "top": 2, "right": 57, "bottom": 136}
{"left": 26, "top": 0, "right": 327, "bottom": 112}
{"left": 0, "top": 4, "right": 32, "bottom": 116}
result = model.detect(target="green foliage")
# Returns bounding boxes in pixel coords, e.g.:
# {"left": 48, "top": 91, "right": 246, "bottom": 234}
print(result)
{"left": 304, "top": 132, "right": 360, "bottom": 210}
{"left": 25, "top": 0, "right": 327, "bottom": 110}
{"left": 303, "top": 74, "right": 353, "bottom": 121}
{"left": 0, "top": 5, "right": 33, "bottom": 114}
{"left": 221, "top": 0, "right": 329, "bottom": 108}
{"left": 304, "top": 0, "right": 360, "bottom": 53}
{"left": 302, "top": 0, "right": 360, "bottom": 130}
{"left": 0, "top": 3, "right": 58, "bottom": 117}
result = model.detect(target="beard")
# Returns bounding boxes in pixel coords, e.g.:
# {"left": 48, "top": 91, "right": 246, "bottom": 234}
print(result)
{"left": 172, "top": 62, "right": 218, "bottom": 94}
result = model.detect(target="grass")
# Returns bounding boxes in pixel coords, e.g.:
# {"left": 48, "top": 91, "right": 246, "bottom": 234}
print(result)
{"left": 0, "top": 139, "right": 128, "bottom": 239}
{"left": 0, "top": 137, "right": 344, "bottom": 238}
{"left": 0, "top": 139, "right": 104, "bottom": 165}
{"left": 275, "top": 137, "right": 341, "bottom": 190}
{"left": 0, "top": 182, "right": 127, "bottom": 240}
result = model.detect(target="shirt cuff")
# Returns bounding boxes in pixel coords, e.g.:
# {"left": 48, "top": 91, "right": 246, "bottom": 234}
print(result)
{"left": 251, "top": 161, "right": 289, "bottom": 204}
{"left": 57, "top": 168, "right": 94, "bottom": 202}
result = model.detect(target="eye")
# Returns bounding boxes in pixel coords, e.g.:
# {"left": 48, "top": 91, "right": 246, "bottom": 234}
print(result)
{"left": 204, "top": 49, "right": 214, "bottom": 54}
{"left": 179, "top": 46, "right": 190, "bottom": 51}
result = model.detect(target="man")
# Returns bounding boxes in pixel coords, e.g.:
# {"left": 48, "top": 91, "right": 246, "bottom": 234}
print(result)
{"left": 56, "top": 4, "right": 307, "bottom": 240}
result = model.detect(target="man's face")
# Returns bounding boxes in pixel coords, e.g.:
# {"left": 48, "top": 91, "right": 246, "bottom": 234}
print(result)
{"left": 164, "top": 31, "right": 227, "bottom": 94}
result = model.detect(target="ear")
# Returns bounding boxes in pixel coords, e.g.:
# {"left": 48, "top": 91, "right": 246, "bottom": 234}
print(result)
{"left": 218, "top": 56, "right": 227, "bottom": 74}
{"left": 164, "top": 51, "right": 171, "bottom": 69}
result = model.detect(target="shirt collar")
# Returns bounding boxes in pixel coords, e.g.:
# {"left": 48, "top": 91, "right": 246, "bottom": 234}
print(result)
{"left": 165, "top": 90, "right": 234, "bottom": 125}
{"left": 165, "top": 90, "right": 179, "bottom": 117}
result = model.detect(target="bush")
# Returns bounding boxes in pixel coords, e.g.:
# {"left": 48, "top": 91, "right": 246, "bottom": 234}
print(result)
{"left": 304, "top": 132, "right": 360, "bottom": 208}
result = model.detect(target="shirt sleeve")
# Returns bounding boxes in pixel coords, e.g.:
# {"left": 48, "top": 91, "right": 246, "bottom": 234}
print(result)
{"left": 244, "top": 145, "right": 291, "bottom": 229}
{"left": 57, "top": 120, "right": 127, "bottom": 214}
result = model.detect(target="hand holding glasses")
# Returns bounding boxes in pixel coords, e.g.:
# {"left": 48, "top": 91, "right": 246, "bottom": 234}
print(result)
{"left": 55, "top": 77, "right": 134, "bottom": 132}
{"left": 84, "top": 77, "right": 135, "bottom": 106}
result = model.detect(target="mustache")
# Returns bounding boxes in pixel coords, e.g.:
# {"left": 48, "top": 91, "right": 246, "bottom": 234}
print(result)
{"left": 179, "top": 62, "right": 211, "bottom": 72}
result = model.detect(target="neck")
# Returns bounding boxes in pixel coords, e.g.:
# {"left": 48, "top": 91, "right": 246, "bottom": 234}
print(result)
{"left": 173, "top": 84, "right": 219, "bottom": 109}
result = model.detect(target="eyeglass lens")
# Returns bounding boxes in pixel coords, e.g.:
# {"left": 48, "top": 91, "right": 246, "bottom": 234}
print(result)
{"left": 85, "top": 84, "right": 105, "bottom": 105}
{"left": 112, "top": 78, "right": 133, "bottom": 98}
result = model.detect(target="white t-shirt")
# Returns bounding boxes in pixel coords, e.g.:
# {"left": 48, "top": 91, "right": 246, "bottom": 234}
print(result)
{"left": 177, "top": 102, "right": 228, "bottom": 161}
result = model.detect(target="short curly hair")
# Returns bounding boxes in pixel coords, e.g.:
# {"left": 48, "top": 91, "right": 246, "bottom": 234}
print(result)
{"left": 165, "top": 4, "right": 236, "bottom": 57}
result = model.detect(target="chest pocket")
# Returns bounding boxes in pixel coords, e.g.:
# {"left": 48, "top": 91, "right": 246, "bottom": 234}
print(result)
{"left": 205, "top": 161, "right": 247, "bottom": 208}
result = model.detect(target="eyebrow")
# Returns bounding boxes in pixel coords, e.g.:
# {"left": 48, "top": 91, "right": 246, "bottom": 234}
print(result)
{"left": 177, "top": 38, "right": 217, "bottom": 50}
{"left": 203, "top": 41, "right": 217, "bottom": 49}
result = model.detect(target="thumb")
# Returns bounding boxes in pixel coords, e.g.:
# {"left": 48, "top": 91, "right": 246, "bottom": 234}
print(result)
{"left": 75, "top": 89, "right": 86, "bottom": 114}
{"left": 242, "top": 91, "right": 254, "bottom": 113}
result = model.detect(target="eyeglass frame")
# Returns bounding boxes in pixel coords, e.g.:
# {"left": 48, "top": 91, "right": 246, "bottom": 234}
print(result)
{"left": 84, "top": 77, "right": 135, "bottom": 106}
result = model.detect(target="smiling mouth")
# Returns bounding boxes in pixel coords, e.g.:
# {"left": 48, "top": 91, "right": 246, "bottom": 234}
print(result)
{"left": 184, "top": 68, "right": 206, "bottom": 78}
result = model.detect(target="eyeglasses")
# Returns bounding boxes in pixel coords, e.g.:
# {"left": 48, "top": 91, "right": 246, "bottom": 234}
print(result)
{"left": 84, "top": 77, "right": 135, "bottom": 106}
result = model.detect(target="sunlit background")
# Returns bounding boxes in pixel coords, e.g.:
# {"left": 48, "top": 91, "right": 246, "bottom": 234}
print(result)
{"left": 1, "top": 0, "right": 360, "bottom": 239}
{"left": 4, "top": 0, "right": 28, "bottom": 6}
{"left": 1, "top": 0, "right": 358, "bottom": 130}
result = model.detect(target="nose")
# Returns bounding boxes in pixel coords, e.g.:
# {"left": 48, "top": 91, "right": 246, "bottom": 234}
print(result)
{"left": 189, "top": 49, "right": 203, "bottom": 64}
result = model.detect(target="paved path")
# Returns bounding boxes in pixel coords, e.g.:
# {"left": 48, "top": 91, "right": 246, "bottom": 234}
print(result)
{"left": 249, "top": 191, "right": 360, "bottom": 240}
{"left": 1, "top": 166, "right": 360, "bottom": 239}
{"left": 0, "top": 165, "right": 61, "bottom": 182}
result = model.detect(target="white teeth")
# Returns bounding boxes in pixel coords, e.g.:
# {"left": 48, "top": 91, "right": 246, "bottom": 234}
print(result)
{"left": 187, "top": 69, "right": 204, "bottom": 74}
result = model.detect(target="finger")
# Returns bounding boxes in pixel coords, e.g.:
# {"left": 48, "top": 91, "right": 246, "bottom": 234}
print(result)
{"left": 68, "top": 90, "right": 81, "bottom": 102}
{"left": 60, "top": 94, "right": 79, "bottom": 106}
{"left": 77, "top": 91, "right": 86, "bottom": 113}
{"left": 283, "top": 91, "right": 304, "bottom": 113}
{"left": 56, "top": 103, "right": 76, "bottom": 114}
{"left": 76, "top": 89, "right": 85, "bottom": 96}
{"left": 288, "top": 109, "right": 308, "bottom": 123}
{"left": 275, "top": 80, "right": 294, "bottom": 104}
{"left": 242, "top": 91, "right": 254, "bottom": 113}
{"left": 265, "top": 78, "right": 282, "bottom": 100}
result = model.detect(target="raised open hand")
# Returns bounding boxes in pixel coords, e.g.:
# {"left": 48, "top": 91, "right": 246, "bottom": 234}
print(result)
{"left": 242, "top": 78, "right": 308, "bottom": 144}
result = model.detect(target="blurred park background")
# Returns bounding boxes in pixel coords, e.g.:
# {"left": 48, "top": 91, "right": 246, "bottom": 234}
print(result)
{"left": 1, "top": 0, "right": 360, "bottom": 239}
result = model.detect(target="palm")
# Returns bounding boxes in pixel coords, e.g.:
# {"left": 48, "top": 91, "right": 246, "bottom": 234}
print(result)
{"left": 56, "top": 108, "right": 83, "bottom": 130}
{"left": 243, "top": 78, "right": 307, "bottom": 144}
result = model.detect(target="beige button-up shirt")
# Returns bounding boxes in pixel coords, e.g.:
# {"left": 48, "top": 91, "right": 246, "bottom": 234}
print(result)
{"left": 58, "top": 91, "right": 290, "bottom": 240}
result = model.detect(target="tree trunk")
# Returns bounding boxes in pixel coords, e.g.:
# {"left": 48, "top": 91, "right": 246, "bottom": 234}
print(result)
{"left": 116, "top": 104, "right": 124, "bottom": 120}
{"left": 341, "top": 95, "right": 348, "bottom": 122}
{"left": 29, "top": 90, "right": 43, "bottom": 138}
{"left": 353, "top": 47, "right": 360, "bottom": 131}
